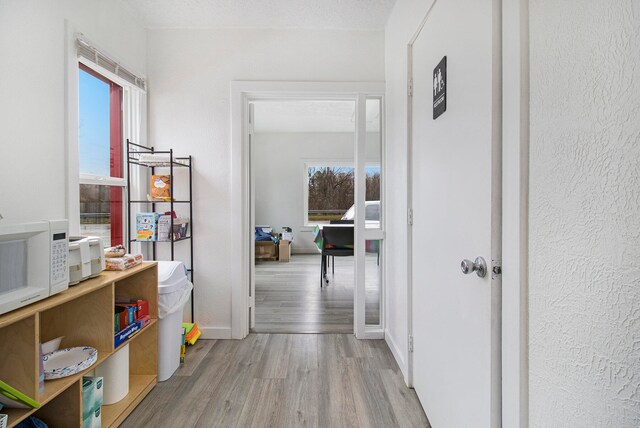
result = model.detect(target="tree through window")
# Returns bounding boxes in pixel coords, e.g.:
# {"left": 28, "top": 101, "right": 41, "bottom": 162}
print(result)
{"left": 306, "top": 165, "right": 380, "bottom": 225}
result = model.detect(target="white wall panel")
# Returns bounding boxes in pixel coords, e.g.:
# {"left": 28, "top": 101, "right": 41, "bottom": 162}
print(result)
{"left": 529, "top": 1, "right": 640, "bottom": 426}
{"left": 146, "top": 28, "right": 384, "bottom": 336}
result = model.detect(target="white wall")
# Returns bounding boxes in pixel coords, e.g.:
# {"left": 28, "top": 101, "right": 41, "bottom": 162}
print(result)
{"left": 253, "top": 132, "right": 355, "bottom": 253}
{"left": 0, "top": 0, "right": 146, "bottom": 223}
{"left": 529, "top": 1, "right": 640, "bottom": 426}
{"left": 384, "top": 0, "right": 434, "bottom": 382}
{"left": 146, "top": 29, "right": 384, "bottom": 338}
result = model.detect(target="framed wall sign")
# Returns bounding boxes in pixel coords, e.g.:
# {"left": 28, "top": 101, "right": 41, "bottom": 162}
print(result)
{"left": 433, "top": 56, "right": 447, "bottom": 119}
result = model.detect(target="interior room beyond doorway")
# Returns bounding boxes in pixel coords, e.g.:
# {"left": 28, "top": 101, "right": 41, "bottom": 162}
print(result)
{"left": 250, "top": 99, "right": 382, "bottom": 334}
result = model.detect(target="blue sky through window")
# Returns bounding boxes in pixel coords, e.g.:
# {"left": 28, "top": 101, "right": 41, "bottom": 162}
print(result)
{"left": 366, "top": 166, "right": 380, "bottom": 176}
{"left": 79, "top": 69, "right": 110, "bottom": 177}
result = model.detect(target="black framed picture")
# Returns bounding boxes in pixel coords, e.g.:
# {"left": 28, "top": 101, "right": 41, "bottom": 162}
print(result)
{"left": 433, "top": 56, "right": 447, "bottom": 119}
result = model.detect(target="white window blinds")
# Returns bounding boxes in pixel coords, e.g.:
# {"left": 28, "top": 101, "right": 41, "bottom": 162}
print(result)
{"left": 76, "top": 34, "right": 146, "bottom": 91}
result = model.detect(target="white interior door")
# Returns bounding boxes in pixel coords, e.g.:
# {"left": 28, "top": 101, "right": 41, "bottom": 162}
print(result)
{"left": 409, "top": 0, "right": 501, "bottom": 427}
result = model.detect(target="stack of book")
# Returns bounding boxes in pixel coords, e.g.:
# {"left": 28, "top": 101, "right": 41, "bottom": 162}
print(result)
{"left": 182, "top": 323, "right": 201, "bottom": 345}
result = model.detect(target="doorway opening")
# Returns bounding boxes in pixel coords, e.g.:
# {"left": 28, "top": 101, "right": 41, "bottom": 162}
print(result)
{"left": 249, "top": 99, "right": 383, "bottom": 334}
{"left": 251, "top": 99, "right": 356, "bottom": 333}
{"left": 231, "top": 82, "right": 385, "bottom": 340}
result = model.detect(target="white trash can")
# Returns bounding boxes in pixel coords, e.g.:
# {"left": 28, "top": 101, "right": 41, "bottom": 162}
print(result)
{"left": 157, "top": 261, "right": 193, "bottom": 382}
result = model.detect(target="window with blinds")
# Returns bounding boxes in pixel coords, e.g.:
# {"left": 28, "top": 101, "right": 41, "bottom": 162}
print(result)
{"left": 76, "top": 36, "right": 146, "bottom": 91}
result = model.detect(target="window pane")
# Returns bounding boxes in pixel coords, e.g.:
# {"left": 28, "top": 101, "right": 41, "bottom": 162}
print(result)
{"left": 78, "top": 65, "right": 124, "bottom": 247}
{"left": 365, "top": 239, "right": 382, "bottom": 325}
{"left": 307, "top": 166, "right": 354, "bottom": 225}
{"left": 79, "top": 69, "right": 112, "bottom": 177}
{"left": 366, "top": 98, "right": 382, "bottom": 229}
{"left": 80, "top": 184, "right": 123, "bottom": 246}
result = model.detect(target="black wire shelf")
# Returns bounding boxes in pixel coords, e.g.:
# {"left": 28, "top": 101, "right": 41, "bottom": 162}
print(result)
{"left": 129, "top": 200, "right": 192, "bottom": 204}
{"left": 129, "top": 236, "right": 191, "bottom": 243}
{"left": 126, "top": 139, "right": 195, "bottom": 322}
{"left": 127, "top": 159, "right": 191, "bottom": 168}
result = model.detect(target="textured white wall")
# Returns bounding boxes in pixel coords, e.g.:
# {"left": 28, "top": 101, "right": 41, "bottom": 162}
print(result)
{"left": 529, "top": 1, "right": 640, "bottom": 426}
{"left": 0, "top": 0, "right": 146, "bottom": 223}
{"left": 146, "top": 29, "right": 384, "bottom": 338}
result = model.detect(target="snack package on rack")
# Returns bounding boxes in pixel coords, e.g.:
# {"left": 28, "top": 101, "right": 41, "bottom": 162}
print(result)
{"left": 151, "top": 175, "right": 171, "bottom": 199}
{"left": 105, "top": 254, "right": 143, "bottom": 271}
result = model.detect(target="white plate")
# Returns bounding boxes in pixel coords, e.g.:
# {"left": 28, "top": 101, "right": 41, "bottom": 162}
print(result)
{"left": 43, "top": 347, "right": 98, "bottom": 380}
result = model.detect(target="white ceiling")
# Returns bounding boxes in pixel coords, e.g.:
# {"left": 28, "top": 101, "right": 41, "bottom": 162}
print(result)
{"left": 251, "top": 100, "right": 381, "bottom": 133}
{"left": 121, "top": 0, "right": 396, "bottom": 30}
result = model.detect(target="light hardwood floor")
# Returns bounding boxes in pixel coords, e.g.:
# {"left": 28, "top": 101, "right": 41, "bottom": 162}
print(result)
{"left": 254, "top": 254, "right": 380, "bottom": 333}
{"left": 122, "top": 334, "right": 430, "bottom": 428}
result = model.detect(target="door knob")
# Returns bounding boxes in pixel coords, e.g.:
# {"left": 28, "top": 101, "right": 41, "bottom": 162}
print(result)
{"left": 461, "top": 257, "right": 487, "bottom": 278}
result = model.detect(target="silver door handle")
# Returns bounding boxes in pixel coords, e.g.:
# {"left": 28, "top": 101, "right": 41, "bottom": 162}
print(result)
{"left": 461, "top": 257, "right": 487, "bottom": 278}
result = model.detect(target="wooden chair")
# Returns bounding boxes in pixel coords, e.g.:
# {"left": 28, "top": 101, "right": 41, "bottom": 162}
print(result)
{"left": 321, "top": 226, "right": 354, "bottom": 287}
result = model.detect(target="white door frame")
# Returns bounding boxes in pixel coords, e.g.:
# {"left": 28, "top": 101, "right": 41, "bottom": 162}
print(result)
{"left": 354, "top": 94, "right": 386, "bottom": 340}
{"left": 500, "top": 0, "right": 530, "bottom": 426}
{"left": 405, "top": 1, "right": 529, "bottom": 426}
{"left": 230, "top": 81, "right": 385, "bottom": 340}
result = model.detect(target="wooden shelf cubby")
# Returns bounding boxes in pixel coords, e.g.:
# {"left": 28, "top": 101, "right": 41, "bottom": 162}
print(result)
{"left": 0, "top": 262, "right": 158, "bottom": 428}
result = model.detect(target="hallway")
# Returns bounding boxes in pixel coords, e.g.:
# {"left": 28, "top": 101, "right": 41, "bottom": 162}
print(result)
{"left": 122, "top": 334, "right": 429, "bottom": 427}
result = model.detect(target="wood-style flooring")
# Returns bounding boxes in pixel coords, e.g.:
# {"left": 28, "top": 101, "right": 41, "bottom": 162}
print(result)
{"left": 254, "top": 254, "right": 380, "bottom": 333}
{"left": 122, "top": 334, "right": 430, "bottom": 428}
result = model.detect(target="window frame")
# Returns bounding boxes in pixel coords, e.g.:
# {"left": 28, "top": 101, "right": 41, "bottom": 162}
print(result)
{"left": 76, "top": 59, "right": 129, "bottom": 246}
{"left": 78, "top": 63, "right": 126, "bottom": 187}
{"left": 77, "top": 60, "right": 127, "bottom": 246}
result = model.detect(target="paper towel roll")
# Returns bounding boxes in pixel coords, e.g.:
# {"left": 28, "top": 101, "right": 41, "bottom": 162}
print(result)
{"left": 95, "top": 344, "right": 129, "bottom": 404}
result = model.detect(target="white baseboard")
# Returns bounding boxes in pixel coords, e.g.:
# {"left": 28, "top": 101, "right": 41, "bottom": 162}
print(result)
{"left": 200, "top": 326, "right": 232, "bottom": 339}
{"left": 385, "top": 329, "right": 408, "bottom": 383}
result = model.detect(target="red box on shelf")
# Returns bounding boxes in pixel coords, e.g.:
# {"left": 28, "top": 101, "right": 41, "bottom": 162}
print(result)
{"left": 115, "top": 303, "right": 137, "bottom": 324}
{"left": 138, "top": 315, "right": 151, "bottom": 328}
{"left": 136, "top": 300, "right": 149, "bottom": 319}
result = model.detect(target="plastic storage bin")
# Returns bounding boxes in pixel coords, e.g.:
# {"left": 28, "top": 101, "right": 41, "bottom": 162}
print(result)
{"left": 157, "top": 261, "right": 193, "bottom": 381}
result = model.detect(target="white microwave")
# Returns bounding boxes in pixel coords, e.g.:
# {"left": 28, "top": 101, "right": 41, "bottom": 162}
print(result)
{"left": 0, "top": 220, "right": 69, "bottom": 316}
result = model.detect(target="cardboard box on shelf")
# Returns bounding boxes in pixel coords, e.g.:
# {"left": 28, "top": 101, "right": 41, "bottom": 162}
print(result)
{"left": 136, "top": 300, "right": 149, "bottom": 319}
{"left": 115, "top": 303, "right": 137, "bottom": 324}
{"left": 115, "top": 306, "right": 128, "bottom": 332}
{"left": 279, "top": 240, "right": 291, "bottom": 262}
